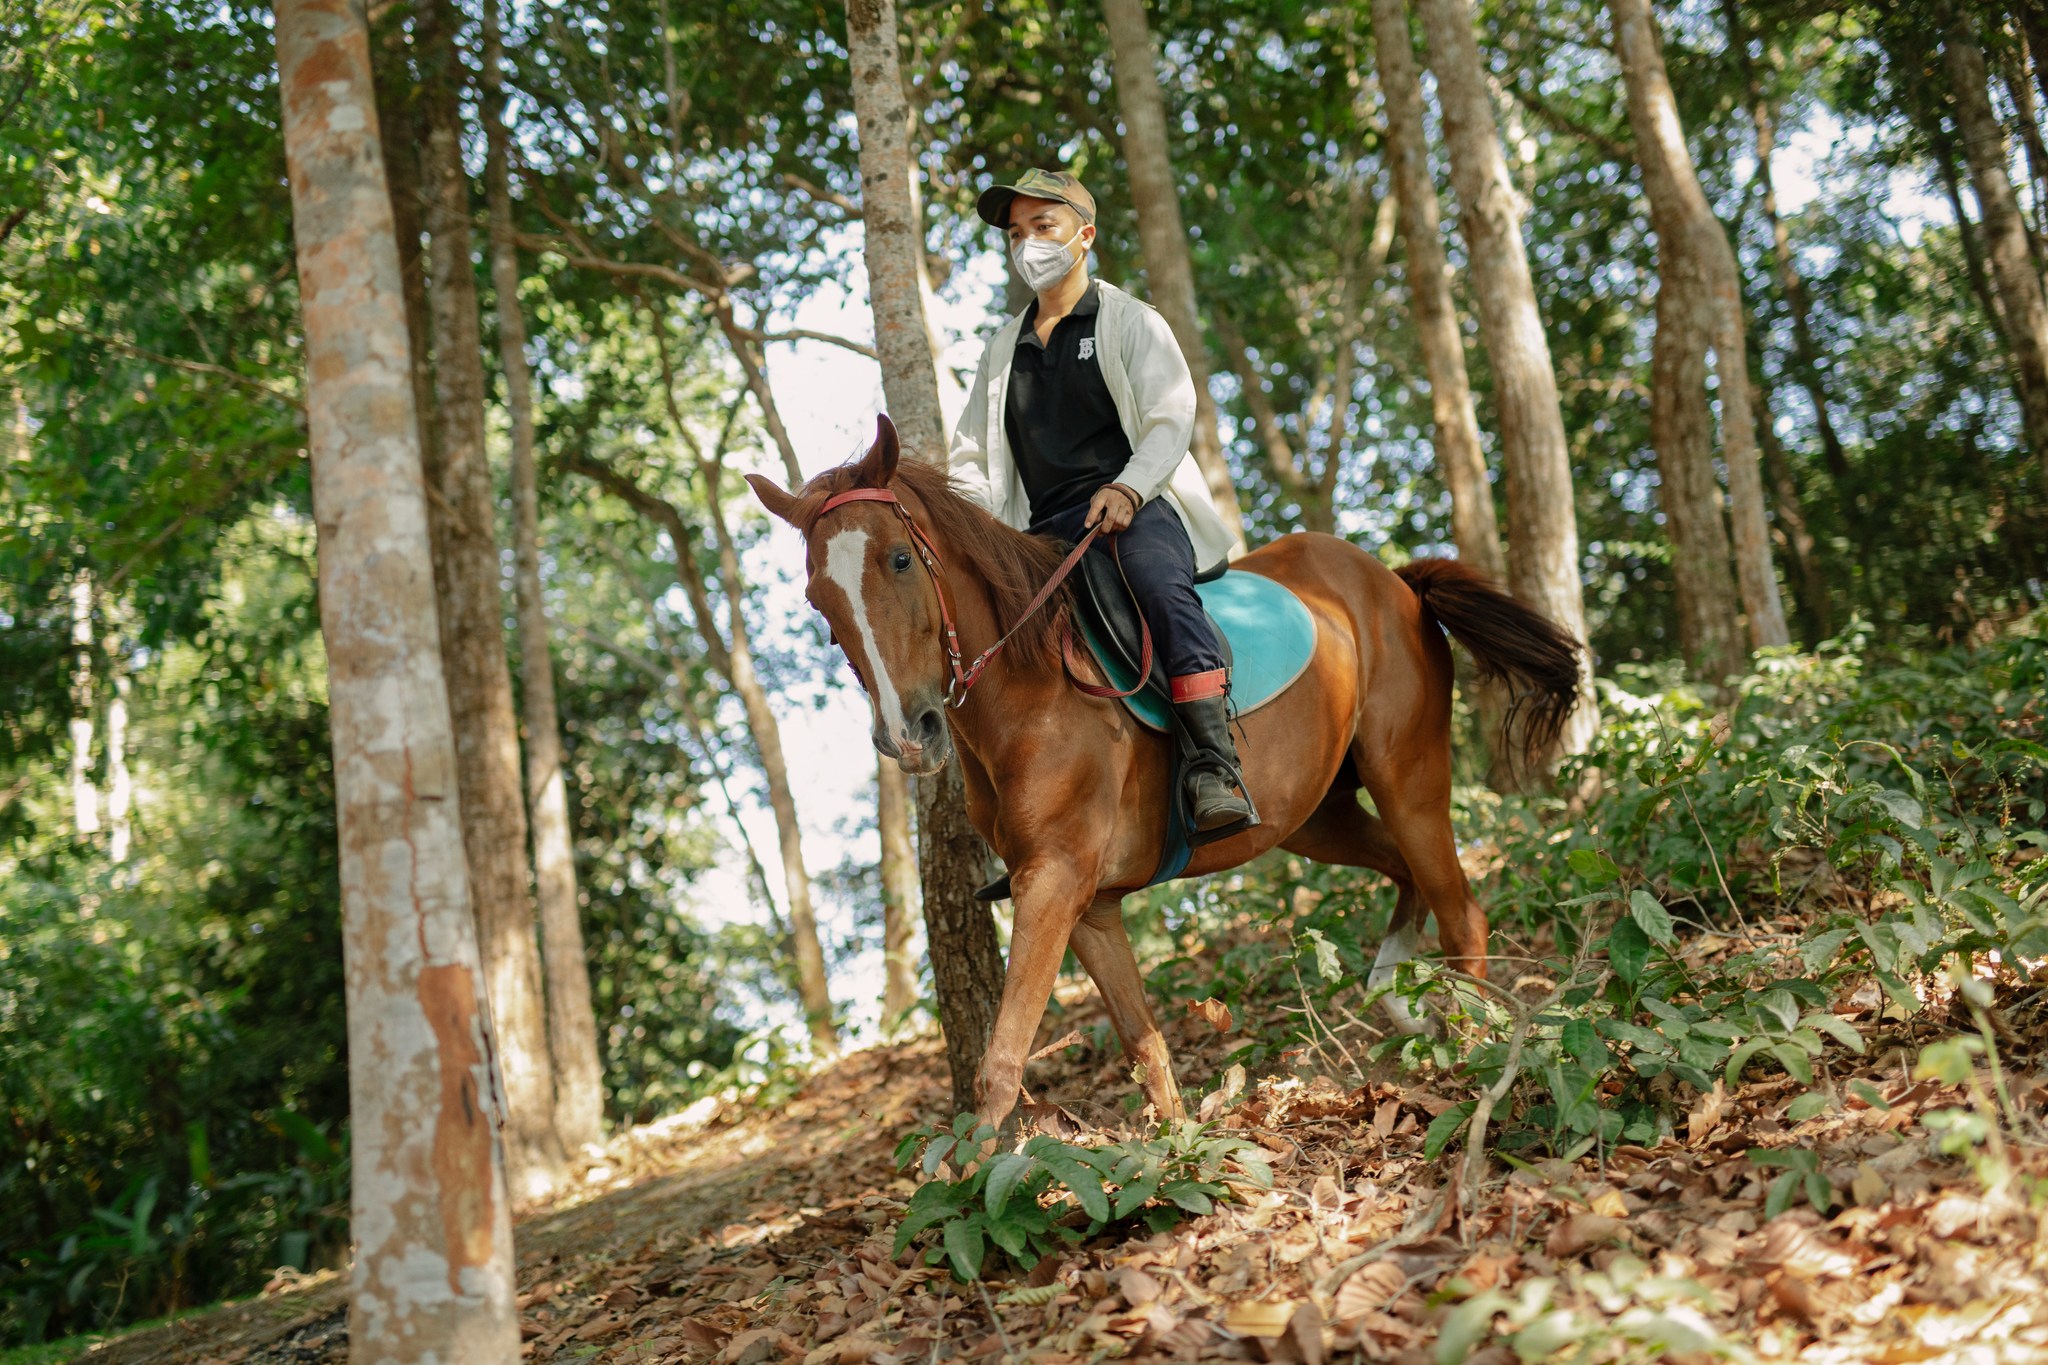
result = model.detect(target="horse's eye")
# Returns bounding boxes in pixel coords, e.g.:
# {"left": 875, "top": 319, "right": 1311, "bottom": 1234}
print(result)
{"left": 891, "top": 550, "right": 913, "bottom": 573}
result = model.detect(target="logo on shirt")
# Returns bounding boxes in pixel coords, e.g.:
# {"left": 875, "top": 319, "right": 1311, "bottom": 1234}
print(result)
{"left": 1077, "top": 337, "right": 1096, "bottom": 361}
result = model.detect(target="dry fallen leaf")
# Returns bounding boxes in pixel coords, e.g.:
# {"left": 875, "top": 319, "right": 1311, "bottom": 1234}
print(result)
{"left": 1333, "top": 1262, "right": 1408, "bottom": 1325}
{"left": 1688, "top": 1080, "right": 1728, "bottom": 1146}
{"left": 1587, "top": 1188, "right": 1630, "bottom": 1220}
{"left": 1117, "top": 1266, "right": 1162, "bottom": 1306}
{"left": 1225, "top": 1298, "right": 1301, "bottom": 1337}
{"left": 1191, "top": 996, "right": 1236, "bottom": 1034}
{"left": 1546, "top": 1214, "right": 1624, "bottom": 1259}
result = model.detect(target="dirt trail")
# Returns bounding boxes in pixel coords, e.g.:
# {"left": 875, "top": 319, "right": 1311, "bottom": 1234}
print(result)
{"left": 71, "top": 989, "right": 2048, "bottom": 1365}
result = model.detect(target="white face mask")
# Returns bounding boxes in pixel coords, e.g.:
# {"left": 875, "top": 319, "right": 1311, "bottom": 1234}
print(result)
{"left": 1011, "top": 225, "right": 1086, "bottom": 293}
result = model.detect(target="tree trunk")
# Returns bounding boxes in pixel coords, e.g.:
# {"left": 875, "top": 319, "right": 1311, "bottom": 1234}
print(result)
{"left": 1754, "top": 364, "right": 1832, "bottom": 644}
{"left": 273, "top": 4, "right": 520, "bottom": 1359}
{"left": 1100, "top": 0, "right": 1247, "bottom": 553}
{"left": 1746, "top": 81, "right": 1852, "bottom": 489}
{"left": 566, "top": 430, "right": 838, "bottom": 1056}
{"left": 1414, "top": 0, "right": 1597, "bottom": 766}
{"left": 482, "top": 0, "right": 605, "bottom": 1152}
{"left": 415, "top": 0, "right": 563, "bottom": 1195}
{"left": 845, "top": 0, "right": 1007, "bottom": 1113}
{"left": 1375, "top": 0, "right": 1504, "bottom": 585}
{"left": 1612, "top": 0, "right": 1788, "bottom": 664}
{"left": 1945, "top": 13, "right": 2048, "bottom": 480}
{"left": 68, "top": 570, "right": 98, "bottom": 837}
{"left": 877, "top": 758, "right": 921, "bottom": 1031}
{"left": 106, "top": 642, "right": 131, "bottom": 863}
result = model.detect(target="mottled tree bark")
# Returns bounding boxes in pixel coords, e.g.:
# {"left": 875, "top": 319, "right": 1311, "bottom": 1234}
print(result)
{"left": 1415, "top": 0, "right": 1597, "bottom": 766}
{"left": 845, "top": 0, "right": 1007, "bottom": 1112}
{"left": 1612, "top": 0, "right": 1787, "bottom": 670}
{"left": 1100, "top": 0, "right": 1247, "bottom": 552}
{"left": 273, "top": 3, "right": 519, "bottom": 1359}
{"left": 415, "top": 0, "right": 563, "bottom": 1194}
{"left": 877, "top": 758, "right": 921, "bottom": 1031}
{"left": 1945, "top": 13, "right": 2048, "bottom": 480}
{"left": 482, "top": 0, "right": 605, "bottom": 1151}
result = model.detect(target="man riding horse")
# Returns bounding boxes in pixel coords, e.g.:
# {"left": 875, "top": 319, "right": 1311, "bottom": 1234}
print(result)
{"left": 947, "top": 168, "right": 1253, "bottom": 836}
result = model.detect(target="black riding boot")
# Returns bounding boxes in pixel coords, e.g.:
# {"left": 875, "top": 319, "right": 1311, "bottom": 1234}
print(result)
{"left": 1172, "top": 695, "right": 1255, "bottom": 835}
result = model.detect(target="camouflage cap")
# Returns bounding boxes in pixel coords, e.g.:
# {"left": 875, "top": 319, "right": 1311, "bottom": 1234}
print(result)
{"left": 976, "top": 168, "right": 1098, "bottom": 228}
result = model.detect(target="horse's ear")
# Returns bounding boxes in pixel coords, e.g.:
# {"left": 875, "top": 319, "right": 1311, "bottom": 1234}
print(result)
{"left": 746, "top": 473, "right": 801, "bottom": 525}
{"left": 854, "top": 414, "right": 900, "bottom": 488}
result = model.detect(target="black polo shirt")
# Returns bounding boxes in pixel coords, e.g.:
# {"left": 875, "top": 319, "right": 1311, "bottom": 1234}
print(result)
{"left": 1004, "top": 279, "right": 1133, "bottom": 523}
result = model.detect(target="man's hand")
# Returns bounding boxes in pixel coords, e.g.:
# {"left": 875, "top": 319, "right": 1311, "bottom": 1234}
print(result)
{"left": 1084, "top": 483, "right": 1138, "bottom": 533}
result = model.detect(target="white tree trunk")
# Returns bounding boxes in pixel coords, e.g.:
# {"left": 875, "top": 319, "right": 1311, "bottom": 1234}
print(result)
{"left": 415, "top": 0, "right": 564, "bottom": 1195}
{"left": 482, "top": 0, "right": 606, "bottom": 1152}
{"left": 1415, "top": 0, "right": 1597, "bottom": 766}
{"left": 106, "top": 662, "right": 131, "bottom": 864}
{"left": 68, "top": 571, "right": 99, "bottom": 837}
{"left": 876, "top": 757, "right": 921, "bottom": 1031}
{"left": 1100, "top": 0, "right": 1247, "bottom": 552}
{"left": 273, "top": 3, "right": 519, "bottom": 1360}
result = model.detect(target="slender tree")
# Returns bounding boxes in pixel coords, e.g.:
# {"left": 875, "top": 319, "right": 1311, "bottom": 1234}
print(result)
{"left": 1374, "top": 0, "right": 1504, "bottom": 586}
{"left": 273, "top": 2, "right": 519, "bottom": 1358}
{"left": 845, "top": 0, "right": 1008, "bottom": 1112}
{"left": 877, "top": 759, "right": 921, "bottom": 1030}
{"left": 1100, "top": 0, "right": 1247, "bottom": 552}
{"left": 67, "top": 570, "right": 97, "bottom": 837}
{"left": 1944, "top": 11, "right": 2048, "bottom": 479}
{"left": 1611, "top": 0, "right": 1788, "bottom": 675}
{"left": 1415, "top": 0, "right": 1597, "bottom": 764}
{"left": 566, "top": 431, "right": 839, "bottom": 1056}
{"left": 482, "top": 0, "right": 605, "bottom": 1151}
{"left": 415, "top": 0, "right": 564, "bottom": 1191}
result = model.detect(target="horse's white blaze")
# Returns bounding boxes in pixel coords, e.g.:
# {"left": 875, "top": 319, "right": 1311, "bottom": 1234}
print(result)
{"left": 1370, "top": 924, "right": 1433, "bottom": 1035}
{"left": 824, "top": 528, "right": 908, "bottom": 739}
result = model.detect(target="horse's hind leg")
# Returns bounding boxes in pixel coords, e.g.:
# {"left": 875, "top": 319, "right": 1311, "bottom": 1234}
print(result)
{"left": 1068, "top": 895, "right": 1186, "bottom": 1120}
{"left": 1281, "top": 785, "right": 1434, "bottom": 1034}
{"left": 1355, "top": 731, "right": 1489, "bottom": 982}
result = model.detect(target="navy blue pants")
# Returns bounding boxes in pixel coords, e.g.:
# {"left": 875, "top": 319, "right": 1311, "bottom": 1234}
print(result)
{"left": 1033, "top": 497, "right": 1227, "bottom": 683}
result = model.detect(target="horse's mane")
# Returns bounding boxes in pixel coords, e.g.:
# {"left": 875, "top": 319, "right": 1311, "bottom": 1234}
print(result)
{"left": 788, "top": 458, "right": 1073, "bottom": 674}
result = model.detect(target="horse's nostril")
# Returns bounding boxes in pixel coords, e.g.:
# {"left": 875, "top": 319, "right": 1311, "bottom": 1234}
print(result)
{"left": 914, "top": 709, "right": 944, "bottom": 744}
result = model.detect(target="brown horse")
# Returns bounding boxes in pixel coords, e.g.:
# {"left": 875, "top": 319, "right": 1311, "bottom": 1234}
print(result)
{"left": 748, "top": 418, "right": 1580, "bottom": 1127}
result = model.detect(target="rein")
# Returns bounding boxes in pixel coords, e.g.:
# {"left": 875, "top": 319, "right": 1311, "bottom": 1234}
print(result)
{"left": 814, "top": 487, "right": 1150, "bottom": 707}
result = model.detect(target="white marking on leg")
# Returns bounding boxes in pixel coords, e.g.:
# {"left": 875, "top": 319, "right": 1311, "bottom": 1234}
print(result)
{"left": 1370, "top": 924, "right": 1433, "bottom": 1035}
{"left": 824, "top": 529, "right": 907, "bottom": 738}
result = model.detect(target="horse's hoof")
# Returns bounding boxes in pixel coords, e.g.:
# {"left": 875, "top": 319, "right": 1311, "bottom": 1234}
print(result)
{"left": 973, "top": 873, "right": 1012, "bottom": 902}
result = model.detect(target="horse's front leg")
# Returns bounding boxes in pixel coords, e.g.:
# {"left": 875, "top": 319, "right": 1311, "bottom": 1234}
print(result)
{"left": 974, "top": 855, "right": 1098, "bottom": 1129}
{"left": 1068, "top": 895, "right": 1185, "bottom": 1121}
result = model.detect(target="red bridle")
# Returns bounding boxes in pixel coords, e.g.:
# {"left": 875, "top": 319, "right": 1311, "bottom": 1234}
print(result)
{"left": 812, "top": 487, "right": 1147, "bottom": 707}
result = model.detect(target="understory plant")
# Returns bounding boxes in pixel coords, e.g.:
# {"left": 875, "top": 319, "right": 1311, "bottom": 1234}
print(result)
{"left": 892, "top": 1115, "right": 1273, "bottom": 1281}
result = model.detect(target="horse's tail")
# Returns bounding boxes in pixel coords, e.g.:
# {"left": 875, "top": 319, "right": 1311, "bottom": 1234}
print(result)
{"left": 1395, "top": 558, "right": 1584, "bottom": 765}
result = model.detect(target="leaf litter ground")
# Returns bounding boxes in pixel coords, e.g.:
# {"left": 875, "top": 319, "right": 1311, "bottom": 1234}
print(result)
{"left": 69, "top": 924, "right": 2048, "bottom": 1365}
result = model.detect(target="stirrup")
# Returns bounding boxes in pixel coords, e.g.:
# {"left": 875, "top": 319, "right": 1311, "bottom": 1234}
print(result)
{"left": 1185, "top": 764, "right": 1259, "bottom": 848}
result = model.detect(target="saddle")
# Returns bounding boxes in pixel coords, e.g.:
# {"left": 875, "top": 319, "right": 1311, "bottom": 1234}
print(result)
{"left": 1071, "top": 549, "right": 1232, "bottom": 709}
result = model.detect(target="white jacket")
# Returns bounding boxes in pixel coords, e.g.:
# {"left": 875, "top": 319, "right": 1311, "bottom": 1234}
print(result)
{"left": 947, "top": 278, "right": 1238, "bottom": 574}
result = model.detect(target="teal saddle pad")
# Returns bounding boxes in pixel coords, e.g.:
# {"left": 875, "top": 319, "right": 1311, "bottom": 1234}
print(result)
{"left": 1074, "top": 570, "right": 1317, "bottom": 731}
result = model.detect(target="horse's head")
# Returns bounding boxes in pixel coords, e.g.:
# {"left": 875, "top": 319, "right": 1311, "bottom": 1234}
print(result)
{"left": 748, "top": 415, "right": 955, "bottom": 777}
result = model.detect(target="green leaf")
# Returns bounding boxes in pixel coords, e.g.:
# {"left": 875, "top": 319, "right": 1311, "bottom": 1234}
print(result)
{"left": 1113, "top": 1169, "right": 1163, "bottom": 1220}
{"left": 922, "top": 1135, "right": 956, "bottom": 1176}
{"left": 1608, "top": 918, "right": 1650, "bottom": 984}
{"left": 983, "top": 1153, "right": 1035, "bottom": 1218}
{"left": 1424, "top": 1100, "right": 1480, "bottom": 1161}
{"left": 1801, "top": 1012, "right": 1867, "bottom": 1055}
{"left": 1628, "top": 889, "right": 1678, "bottom": 947}
{"left": 943, "top": 1216, "right": 986, "bottom": 1282}
{"left": 1567, "top": 848, "right": 1622, "bottom": 886}
{"left": 1165, "top": 1185, "right": 1213, "bottom": 1215}
{"left": 1435, "top": 1290, "right": 1511, "bottom": 1365}
{"left": 1302, "top": 927, "right": 1343, "bottom": 982}
{"left": 1725, "top": 1037, "right": 1771, "bottom": 1086}
{"left": 1786, "top": 1091, "right": 1831, "bottom": 1122}
{"left": 1798, "top": 928, "right": 1856, "bottom": 974}
{"left": 1770, "top": 1042, "right": 1816, "bottom": 1085}
{"left": 1031, "top": 1144, "right": 1111, "bottom": 1224}
{"left": 1764, "top": 1170, "right": 1800, "bottom": 1220}
{"left": 1562, "top": 1018, "right": 1606, "bottom": 1068}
